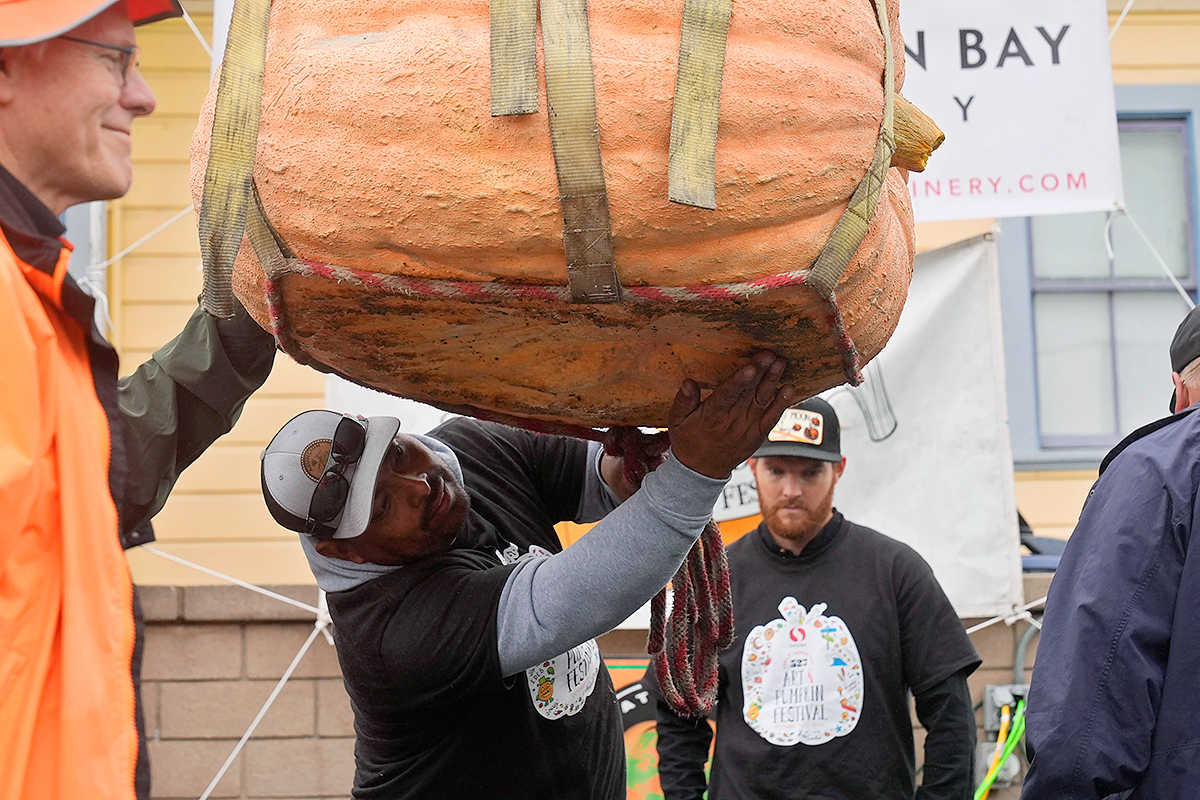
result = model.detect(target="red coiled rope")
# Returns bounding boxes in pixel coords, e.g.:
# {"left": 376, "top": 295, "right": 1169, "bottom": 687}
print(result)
{"left": 600, "top": 427, "right": 734, "bottom": 718}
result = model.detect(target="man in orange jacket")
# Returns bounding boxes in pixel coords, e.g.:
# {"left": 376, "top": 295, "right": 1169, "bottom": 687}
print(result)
{"left": 0, "top": 3, "right": 277, "bottom": 799}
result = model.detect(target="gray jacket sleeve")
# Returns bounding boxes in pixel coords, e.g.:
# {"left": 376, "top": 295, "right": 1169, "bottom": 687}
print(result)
{"left": 496, "top": 453, "right": 725, "bottom": 676}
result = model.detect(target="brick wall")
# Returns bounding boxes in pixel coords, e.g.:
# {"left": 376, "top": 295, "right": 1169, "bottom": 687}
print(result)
{"left": 139, "top": 585, "right": 353, "bottom": 799}
{"left": 138, "top": 574, "right": 1051, "bottom": 799}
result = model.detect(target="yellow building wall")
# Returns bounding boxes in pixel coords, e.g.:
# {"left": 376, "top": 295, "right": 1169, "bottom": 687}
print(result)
{"left": 118, "top": 4, "right": 1193, "bottom": 584}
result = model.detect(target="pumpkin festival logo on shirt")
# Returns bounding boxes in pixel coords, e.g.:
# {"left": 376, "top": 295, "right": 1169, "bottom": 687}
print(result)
{"left": 526, "top": 639, "right": 601, "bottom": 720}
{"left": 742, "top": 598, "right": 863, "bottom": 746}
{"left": 496, "top": 543, "right": 602, "bottom": 720}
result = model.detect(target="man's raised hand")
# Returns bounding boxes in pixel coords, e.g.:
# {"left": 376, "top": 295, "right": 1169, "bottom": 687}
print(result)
{"left": 667, "top": 351, "right": 795, "bottom": 479}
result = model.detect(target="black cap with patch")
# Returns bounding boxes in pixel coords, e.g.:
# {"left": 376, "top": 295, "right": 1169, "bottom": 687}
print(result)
{"left": 751, "top": 396, "right": 842, "bottom": 462}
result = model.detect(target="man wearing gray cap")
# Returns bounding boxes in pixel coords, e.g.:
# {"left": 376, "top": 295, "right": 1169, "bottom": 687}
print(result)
{"left": 1022, "top": 304, "right": 1200, "bottom": 800}
{"left": 261, "top": 352, "right": 795, "bottom": 800}
{"left": 655, "top": 396, "right": 979, "bottom": 800}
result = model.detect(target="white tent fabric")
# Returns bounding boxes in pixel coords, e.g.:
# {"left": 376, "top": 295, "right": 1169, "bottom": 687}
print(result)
{"left": 827, "top": 234, "right": 1022, "bottom": 616}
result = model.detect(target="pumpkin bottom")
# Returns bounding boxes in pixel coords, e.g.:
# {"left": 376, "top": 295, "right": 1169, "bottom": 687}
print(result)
{"left": 236, "top": 171, "right": 913, "bottom": 428}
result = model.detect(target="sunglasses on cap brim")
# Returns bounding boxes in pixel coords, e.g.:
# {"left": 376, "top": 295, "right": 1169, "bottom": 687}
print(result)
{"left": 305, "top": 416, "right": 367, "bottom": 538}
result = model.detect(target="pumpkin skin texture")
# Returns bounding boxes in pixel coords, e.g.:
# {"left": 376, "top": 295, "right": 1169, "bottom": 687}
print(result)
{"left": 191, "top": 0, "right": 916, "bottom": 427}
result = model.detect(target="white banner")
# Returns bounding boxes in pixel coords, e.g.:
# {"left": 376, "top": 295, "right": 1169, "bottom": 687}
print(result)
{"left": 900, "top": 0, "right": 1123, "bottom": 222}
{"left": 826, "top": 235, "right": 1022, "bottom": 617}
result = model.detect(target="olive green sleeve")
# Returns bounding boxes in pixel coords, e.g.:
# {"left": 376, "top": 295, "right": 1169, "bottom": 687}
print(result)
{"left": 117, "top": 301, "right": 276, "bottom": 535}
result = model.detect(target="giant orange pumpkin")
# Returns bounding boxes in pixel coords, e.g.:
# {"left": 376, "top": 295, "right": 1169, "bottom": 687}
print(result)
{"left": 192, "top": 0, "right": 921, "bottom": 427}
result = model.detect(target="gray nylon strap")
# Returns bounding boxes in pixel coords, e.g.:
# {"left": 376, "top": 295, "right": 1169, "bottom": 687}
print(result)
{"left": 490, "top": 0, "right": 540, "bottom": 116}
{"left": 804, "top": 0, "right": 896, "bottom": 298}
{"left": 540, "top": 0, "right": 621, "bottom": 303}
{"left": 667, "top": 0, "right": 733, "bottom": 210}
{"left": 197, "top": 0, "right": 272, "bottom": 318}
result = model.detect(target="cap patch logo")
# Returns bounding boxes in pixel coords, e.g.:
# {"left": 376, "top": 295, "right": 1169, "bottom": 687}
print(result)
{"left": 769, "top": 408, "right": 824, "bottom": 446}
{"left": 301, "top": 439, "right": 333, "bottom": 482}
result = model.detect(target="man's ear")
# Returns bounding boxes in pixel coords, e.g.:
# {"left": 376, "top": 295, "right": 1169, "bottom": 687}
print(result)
{"left": 832, "top": 456, "right": 847, "bottom": 481}
{"left": 0, "top": 49, "right": 13, "bottom": 104}
{"left": 314, "top": 538, "right": 365, "bottom": 563}
{"left": 1172, "top": 372, "right": 1189, "bottom": 413}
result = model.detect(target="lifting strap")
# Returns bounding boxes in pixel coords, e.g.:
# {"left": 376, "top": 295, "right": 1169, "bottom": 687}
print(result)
{"left": 540, "top": 0, "right": 622, "bottom": 303}
{"left": 805, "top": 0, "right": 896, "bottom": 298}
{"left": 492, "top": 0, "right": 622, "bottom": 303}
{"left": 667, "top": 0, "right": 733, "bottom": 210}
{"left": 489, "top": 0, "right": 539, "bottom": 116}
{"left": 197, "top": 0, "right": 272, "bottom": 319}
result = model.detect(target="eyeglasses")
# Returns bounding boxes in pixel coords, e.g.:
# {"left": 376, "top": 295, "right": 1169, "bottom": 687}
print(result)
{"left": 305, "top": 416, "right": 368, "bottom": 537}
{"left": 60, "top": 36, "right": 139, "bottom": 83}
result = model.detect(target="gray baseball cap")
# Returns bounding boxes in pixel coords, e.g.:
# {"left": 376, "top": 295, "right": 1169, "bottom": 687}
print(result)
{"left": 752, "top": 397, "right": 842, "bottom": 462}
{"left": 261, "top": 410, "right": 400, "bottom": 539}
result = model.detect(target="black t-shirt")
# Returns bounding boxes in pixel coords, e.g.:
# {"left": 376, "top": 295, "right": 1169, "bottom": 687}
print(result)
{"left": 325, "top": 419, "right": 625, "bottom": 800}
{"left": 705, "top": 512, "right": 980, "bottom": 800}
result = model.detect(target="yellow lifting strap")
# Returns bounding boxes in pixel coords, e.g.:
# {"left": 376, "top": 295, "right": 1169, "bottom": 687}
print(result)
{"left": 667, "top": 0, "right": 732, "bottom": 210}
{"left": 490, "top": 0, "right": 621, "bottom": 302}
{"left": 805, "top": 0, "right": 896, "bottom": 298}
{"left": 490, "top": 0, "right": 539, "bottom": 116}
{"left": 197, "top": 0, "right": 272, "bottom": 319}
{"left": 540, "top": 0, "right": 622, "bottom": 303}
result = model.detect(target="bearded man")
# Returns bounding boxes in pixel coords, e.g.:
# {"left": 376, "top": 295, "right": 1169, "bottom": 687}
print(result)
{"left": 654, "top": 397, "right": 981, "bottom": 800}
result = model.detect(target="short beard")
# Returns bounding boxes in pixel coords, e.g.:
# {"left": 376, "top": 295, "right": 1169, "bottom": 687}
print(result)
{"left": 422, "top": 465, "right": 470, "bottom": 544}
{"left": 763, "top": 480, "right": 836, "bottom": 545}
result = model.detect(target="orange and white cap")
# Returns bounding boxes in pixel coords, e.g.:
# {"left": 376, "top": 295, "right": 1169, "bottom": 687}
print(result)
{"left": 0, "top": 0, "right": 182, "bottom": 47}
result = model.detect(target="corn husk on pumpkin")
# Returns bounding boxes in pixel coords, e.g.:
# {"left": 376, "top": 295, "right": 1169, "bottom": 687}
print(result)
{"left": 191, "top": 0, "right": 942, "bottom": 427}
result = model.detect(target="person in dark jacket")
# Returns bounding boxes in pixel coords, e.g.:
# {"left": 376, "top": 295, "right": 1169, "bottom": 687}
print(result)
{"left": 0, "top": 4, "right": 276, "bottom": 799}
{"left": 654, "top": 397, "right": 981, "bottom": 800}
{"left": 1021, "top": 304, "right": 1200, "bottom": 800}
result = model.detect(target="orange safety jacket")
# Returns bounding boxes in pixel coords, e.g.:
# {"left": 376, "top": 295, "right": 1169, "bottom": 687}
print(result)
{"left": 0, "top": 215, "right": 141, "bottom": 800}
{"left": 0, "top": 166, "right": 275, "bottom": 800}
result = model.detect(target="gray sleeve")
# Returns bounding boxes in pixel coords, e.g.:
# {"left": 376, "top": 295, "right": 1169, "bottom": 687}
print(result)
{"left": 496, "top": 453, "right": 725, "bottom": 677}
{"left": 574, "top": 441, "right": 621, "bottom": 523}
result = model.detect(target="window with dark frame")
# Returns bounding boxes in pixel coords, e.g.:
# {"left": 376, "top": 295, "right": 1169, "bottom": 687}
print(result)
{"left": 1028, "top": 117, "right": 1197, "bottom": 449}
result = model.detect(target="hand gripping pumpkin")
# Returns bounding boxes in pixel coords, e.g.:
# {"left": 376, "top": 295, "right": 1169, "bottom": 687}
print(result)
{"left": 191, "top": 0, "right": 939, "bottom": 428}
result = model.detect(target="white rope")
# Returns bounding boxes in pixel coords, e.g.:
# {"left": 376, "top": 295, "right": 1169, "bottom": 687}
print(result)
{"left": 101, "top": 205, "right": 194, "bottom": 269}
{"left": 1110, "top": 0, "right": 1138, "bottom": 41}
{"left": 1116, "top": 204, "right": 1196, "bottom": 309}
{"left": 180, "top": 4, "right": 215, "bottom": 58}
{"left": 317, "top": 589, "right": 335, "bottom": 644}
{"left": 141, "top": 545, "right": 322, "bottom": 616}
{"left": 966, "top": 596, "right": 1048, "bottom": 635}
{"left": 197, "top": 621, "right": 327, "bottom": 800}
